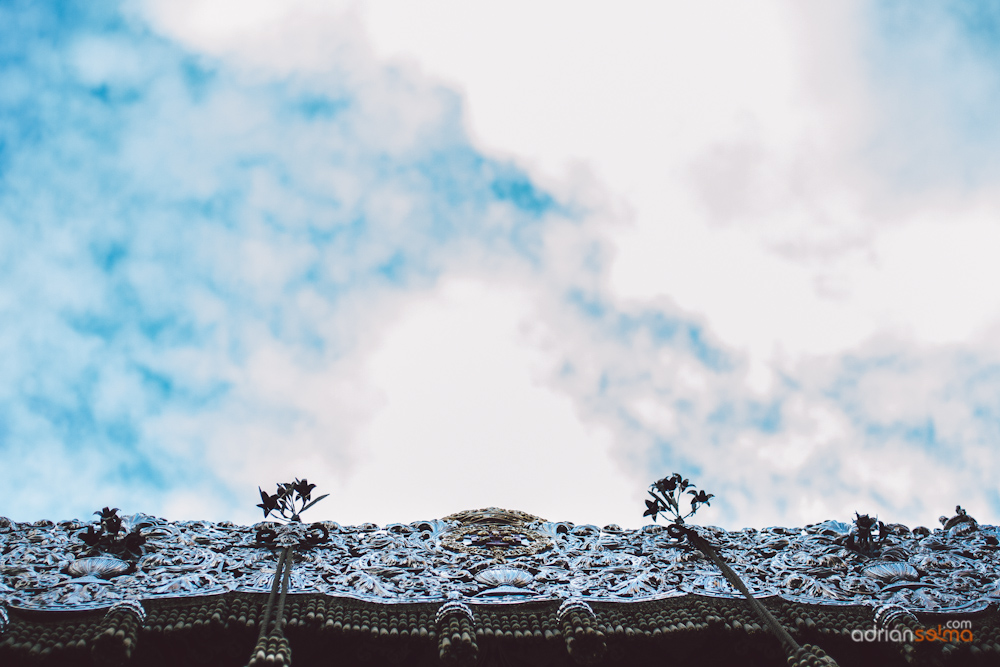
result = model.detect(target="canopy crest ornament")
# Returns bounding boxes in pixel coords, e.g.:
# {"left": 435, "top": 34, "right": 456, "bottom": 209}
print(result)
{"left": 440, "top": 508, "right": 553, "bottom": 561}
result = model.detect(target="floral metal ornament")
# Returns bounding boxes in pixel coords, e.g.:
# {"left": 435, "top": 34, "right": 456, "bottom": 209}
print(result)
{"left": 257, "top": 479, "right": 328, "bottom": 523}
{"left": 254, "top": 479, "right": 330, "bottom": 548}
{"left": 254, "top": 521, "right": 330, "bottom": 548}
{"left": 67, "top": 508, "right": 149, "bottom": 582}
{"left": 643, "top": 474, "right": 838, "bottom": 666}
{"left": 846, "top": 512, "right": 897, "bottom": 554}
{"left": 643, "top": 473, "right": 714, "bottom": 525}
{"left": 249, "top": 479, "right": 332, "bottom": 667}
{"left": 940, "top": 505, "right": 978, "bottom": 536}
{"left": 2, "top": 509, "right": 999, "bottom": 613}
{"left": 76, "top": 508, "right": 147, "bottom": 559}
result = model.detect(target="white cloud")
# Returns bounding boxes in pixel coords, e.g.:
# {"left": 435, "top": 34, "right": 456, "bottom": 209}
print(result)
{"left": 351, "top": 0, "right": 1000, "bottom": 528}
{"left": 358, "top": 0, "right": 1000, "bottom": 356}
{"left": 5, "top": 0, "right": 1000, "bottom": 534}
{"left": 329, "top": 277, "right": 639, "bottom": 527}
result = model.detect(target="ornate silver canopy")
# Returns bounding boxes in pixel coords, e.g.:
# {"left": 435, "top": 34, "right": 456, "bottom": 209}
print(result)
{"left": 2, "top": 508, "right": 997, "bottom": 614}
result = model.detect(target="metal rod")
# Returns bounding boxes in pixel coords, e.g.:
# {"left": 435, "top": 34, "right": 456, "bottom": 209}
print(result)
{"left": 669, "top": 523, "right": 800, "bottom": 655}
{"left": 257, "top": 547, "right": 289, "bottom": 641}
{"left": 273, "top": 546, "right": 293, "bottom": 632}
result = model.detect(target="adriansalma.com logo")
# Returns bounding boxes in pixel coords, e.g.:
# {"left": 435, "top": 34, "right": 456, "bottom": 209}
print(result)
{"left": 851, "top": 620, "right": 974, "bottom": 644}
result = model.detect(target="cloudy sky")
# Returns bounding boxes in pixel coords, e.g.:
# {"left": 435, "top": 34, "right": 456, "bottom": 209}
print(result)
{"left": 3, "top": 0, "right": 1000, "bottom": 530}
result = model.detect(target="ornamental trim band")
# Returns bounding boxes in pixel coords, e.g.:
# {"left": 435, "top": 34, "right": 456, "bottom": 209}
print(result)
{"left": 1, "top": 507, "right": 997, "bottom": 614}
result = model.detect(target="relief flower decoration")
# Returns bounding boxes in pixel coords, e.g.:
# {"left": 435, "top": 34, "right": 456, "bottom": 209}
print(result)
{"left": 643, "top": 472, "right": 714, "bottom": 525}
{"left": 257, "top": 478, "right": 328, "bottom": 523}
{"left": 255, "top": 479, "right": 330, "bottom": 547}
{"left": 76, "top": 507, "right": 146, "bottom": 558}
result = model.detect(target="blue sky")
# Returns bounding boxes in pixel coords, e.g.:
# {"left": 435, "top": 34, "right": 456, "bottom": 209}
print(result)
{"left": 2, "top": 0, "right": 1000, "bottom": 529}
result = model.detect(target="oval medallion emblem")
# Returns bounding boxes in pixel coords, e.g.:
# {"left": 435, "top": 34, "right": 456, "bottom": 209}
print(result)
{"left": 440, "top": 508, "right": 553, "bottom": 559}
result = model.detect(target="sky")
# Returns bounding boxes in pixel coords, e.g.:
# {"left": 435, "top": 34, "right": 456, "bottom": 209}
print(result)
{"left": 2, "top": 0, "right": 1000, "bottom": 530}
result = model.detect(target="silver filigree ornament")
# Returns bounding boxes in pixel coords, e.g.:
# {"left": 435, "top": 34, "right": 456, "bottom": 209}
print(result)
{"left": 2, "top": 507, "right": 999, "bottom": 613}
{"left": 0, "top": 603, "right": 8, "bottom": 635}
{"left": 948, "top": 521, "right": 977, "bottom": 538}
{"left": 440, "top": 508, "right": 553, "bottom": 560}
{"left": 862, "top": 562, "right": 920, "bottom": 584}
{"left": 66, "top": 556, "right": 132, "bottom": 580}
{"left": 475, "top": 565, "right": 533, "bottom": 587}
{"left": 474, "top": 565, "right": 537, "bottom": 597}
{"left": 254, "top": 522, "right": 329, "bottom": 548}
{"left": 441, "top": 524, "right": 552, "bottom": 559}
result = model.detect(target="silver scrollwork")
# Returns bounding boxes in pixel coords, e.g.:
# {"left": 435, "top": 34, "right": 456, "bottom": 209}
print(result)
{"left": 1, "top": 509, "right": 998, "bottom": 614}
